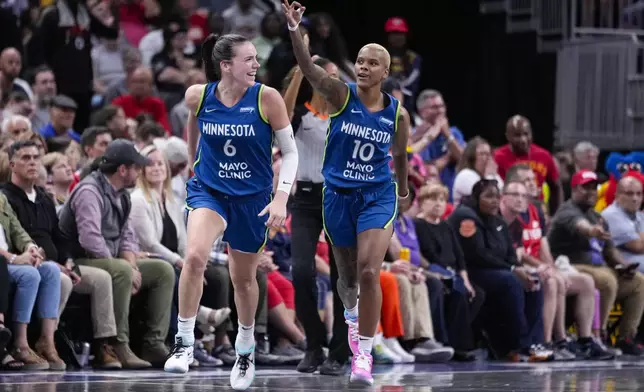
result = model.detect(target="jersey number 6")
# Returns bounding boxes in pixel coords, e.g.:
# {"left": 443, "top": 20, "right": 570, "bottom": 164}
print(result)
{"left": 224, "top": 139, "right": 237, "bottom": 157}
{"left": 352, "top": 140, "right": 375, "bottom": 162}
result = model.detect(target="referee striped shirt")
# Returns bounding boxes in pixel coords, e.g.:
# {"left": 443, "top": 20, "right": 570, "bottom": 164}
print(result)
{"left": 292, "top": 102, "right": 329, "bottom": 184}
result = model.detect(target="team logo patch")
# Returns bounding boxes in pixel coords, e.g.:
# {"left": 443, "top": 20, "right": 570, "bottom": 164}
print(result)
{"left": 459, "top": 219, "right": 476, "bottom": 238}
{"left": 379, "top": 116, "right": 394, "bottom": 126}
{"left": 240, "top": 107, "right": 255, "bottom": 113}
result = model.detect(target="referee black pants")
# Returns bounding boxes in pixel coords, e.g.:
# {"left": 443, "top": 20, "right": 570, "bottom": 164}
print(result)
{"left": 291, "top": 182, "right": 349, "bottom": 362}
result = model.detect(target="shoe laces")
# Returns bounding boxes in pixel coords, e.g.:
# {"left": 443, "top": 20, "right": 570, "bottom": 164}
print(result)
{"left": 236, "top": 352, "right": 253, "bottom": 377}
{"left": 345, "top": 319, "right": 359, "bottom": 343}
{"left": 168, "top": 343, "right": 187, "bottom": 359}
{"left": 354, "top": 351, "right": 372, "bottom": 371}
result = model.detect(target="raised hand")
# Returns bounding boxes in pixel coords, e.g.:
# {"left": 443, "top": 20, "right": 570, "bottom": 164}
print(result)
{"left": 282, "top": 0, "right": 305, "bottom": 29}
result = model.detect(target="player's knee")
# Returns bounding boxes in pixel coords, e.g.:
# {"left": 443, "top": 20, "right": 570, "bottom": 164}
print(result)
{"left": 231, "top": 274, "right": 255, "bottom": 293}
{"left": 185, "top": 249, "right": 208, "bottom": 275}
{"left": 359, "top": 265, "right": 380, "bottom": 286}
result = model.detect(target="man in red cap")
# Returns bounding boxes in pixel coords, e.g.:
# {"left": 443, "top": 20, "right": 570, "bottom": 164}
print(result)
{"left": 548, "top": 169, "right": 644, "bottom": 356}
{"left": 384, "top": 16, "right": 422, "bottom": 110}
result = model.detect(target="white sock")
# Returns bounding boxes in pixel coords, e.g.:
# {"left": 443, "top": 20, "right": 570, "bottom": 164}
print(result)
{"left": 358, "top": 335, "right": 374, "bottom": 353}
{"left": 176, "top": 316, "right": 196, "bottom": 346}
{"left": 236, "top": 321, "right": 255, "bottom": 353}
{"left": 345, "top": 304, "right": 359, "bottom": 319}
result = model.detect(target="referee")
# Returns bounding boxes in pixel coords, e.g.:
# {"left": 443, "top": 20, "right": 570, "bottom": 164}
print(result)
{"left": 283, "top": 58, "right": 348, "bottom": 375}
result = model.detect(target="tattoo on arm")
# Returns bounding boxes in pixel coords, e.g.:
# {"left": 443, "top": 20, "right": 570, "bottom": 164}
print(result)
{"left": 289, "top": 29, "right": 347, "bottom": 111}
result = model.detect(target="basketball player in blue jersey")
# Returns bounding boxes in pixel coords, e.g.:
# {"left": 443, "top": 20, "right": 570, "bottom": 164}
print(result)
{"left": 163, "top": 33, "right": 298, "bottom": 391}
{"left": 284, "top": 1, "right": 410, "bottom": 386}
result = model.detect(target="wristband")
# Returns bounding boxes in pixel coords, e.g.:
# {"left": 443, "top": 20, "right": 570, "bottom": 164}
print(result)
{"left": 9, "top": 254, "right": 16, "bottom": 264}
{"left": 287, "top": 22, "right": 299, "bottom": 31}
{"left": 510, "top": 265, "right": 515, "bottom": 272}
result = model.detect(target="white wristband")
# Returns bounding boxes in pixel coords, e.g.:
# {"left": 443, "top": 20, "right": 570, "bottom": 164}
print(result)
{"left": 287, "top": 23, "right": 299, "bottom": 31}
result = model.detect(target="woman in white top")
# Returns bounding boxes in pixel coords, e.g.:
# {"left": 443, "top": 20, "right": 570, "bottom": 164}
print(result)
{"left": 130, "top": 145, "right": 230, "bottom": 353}
{"left": 452, "top": 136, "right": 503, "bottom": 206}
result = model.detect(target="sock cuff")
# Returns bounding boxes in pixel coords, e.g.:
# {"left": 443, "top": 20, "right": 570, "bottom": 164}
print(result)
{"left": 178, "top": 315, "right": 197, "bottom": 323}
{"left": 239, "top": 321, "right": 255, "bottom": 330}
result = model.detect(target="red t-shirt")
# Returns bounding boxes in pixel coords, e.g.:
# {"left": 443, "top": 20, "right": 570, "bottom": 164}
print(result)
{"left": 494, "top": 144, "right": 559, "bottom": 189}
{"left": 112, "top": 95, "right": 171, "bottom": 134}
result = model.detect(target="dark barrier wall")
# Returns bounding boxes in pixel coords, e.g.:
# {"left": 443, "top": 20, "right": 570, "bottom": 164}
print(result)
{"left": 304, "top": 0, "right": 558, "bottom": 150}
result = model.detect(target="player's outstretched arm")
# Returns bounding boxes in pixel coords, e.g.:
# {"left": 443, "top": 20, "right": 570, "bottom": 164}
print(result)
{"left": 393, "top": 105, "right": 411, "bottom": 196}
{"left": 282, "top": 0, "right": 348, "bottom": 113}
{"left": 185, "top": 84, "right": 206, "bottom": 168}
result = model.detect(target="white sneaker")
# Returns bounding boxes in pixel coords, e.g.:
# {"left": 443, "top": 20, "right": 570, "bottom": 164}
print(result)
{"left": 230, "top": 347, "right": 255, "bottom": 391}
{"left": 164, "top": 340, "right": 194, "bottom": 374}
{"left": 383, "top": 338, "right": 416, "bottom": 363}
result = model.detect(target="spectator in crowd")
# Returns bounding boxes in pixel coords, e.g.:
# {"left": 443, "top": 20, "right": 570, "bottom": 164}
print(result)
{"left": 104, "top": 46, "right": 144, "bottom": 104}
{"left": 134, "top": 121, "right": 167, "bottom": 150}
{"left": 68, "top": 126, "right": 114, "bottom": 191}
{"left": 41, "top": 152, "right": 73, "bottom": 211}
{"left": 370, "top": 270, "right": 409, "bottom": 364}
{"left": 602, "top": 177, "right": 644, "bottom": 270}
{"left": 383, "top": 17, "right": 421, "bottom": 111}
{"left": 1, "top": 115, "right": 31, "bottom": 140}
{"left": 2, "top": 92, "right": 34, "bottom": 121}
{"left": 452, "top": 136, "right": 503, "bottom": 206}
{"left": 130, "top": 144, "right": 186, "bottom": 268}
{"left": 154, "top": 136, "right": 190, "bottom": 201}
{"left": 29, "top": 0, "right": 118, "bottom": 131}
{"left": 91, "top": 37, "right": 126, "bottom": 99}
{"left": 501, "top": 179, "right": 612, "bottom": 360}
{"left": 265, "top": 20, "right": 309, "bottom": 89}
{"left": 562, "top": 142, "right": 604, "bottom": 200}
{"left": 151, "top": 23, "right": 195, "bottom": 109}
{"left": 58, "top": 139, "right": 175, "bottom": 368}
{"left": 448, "top": 179, "right": 553, "bottom": 361}
{"left": 307, "top": 13, "right": 355, "bottom": 81}
{"left": 3, "top": 140, "right": 122, "bottom": 369}
{"left": 38, "top": 95, "right": 81, "bottom": 143}
{"left": 410, "top": 89, "right": 465, "bottom": 200}
{"left": 112, "top": 66, "right": 171, "bottom": 133}
{"left": 0, "top": 253, "right": 24, "bottom": 370}
{"left": 549, "top": 170, "right": 644, "bottom": 355}
{"left": 169, "top": 69, "right": 206, "bottom": 138}
{"left": 222, "top": 0, "right": 266, "bottom": 39}
{"left": 413, "top": 183, "right": 483, "bottom": 360}
{"left": 0, "top": 48, "right": 33, "bottom": 103}
{"left": 17, "top": 131, "right": 47, "bottom": 157}
{"left": 1, "top": 187, "right": 62, "bottom": 369}
{"left": 494, "top": 115, "right": 563, "bottom": 215}
{"left": 252, "top": 12, "right": 282, "bottom": 84}
{"left": 28, "top": 66, "right": 56, "bottom": 132}
{"left": 90, "top": 105, "right": 128, "bottom": 140}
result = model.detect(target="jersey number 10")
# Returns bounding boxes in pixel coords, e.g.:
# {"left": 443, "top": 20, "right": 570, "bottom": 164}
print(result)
{"left": 352, "top": 140, "right": 375, "bottom": 162}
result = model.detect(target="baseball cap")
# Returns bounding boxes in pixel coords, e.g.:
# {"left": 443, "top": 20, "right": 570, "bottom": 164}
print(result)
{"left": 384, "top": 17, "right": 408, "bottom": 33}
{"left": 51, "top": 95, "right": 78, "bottom": 110}
{"left": 102, "top": 139, "right": 151, "bottom": 167}
{"left": 571, "top": 170, "right": 598, "bottom": 187}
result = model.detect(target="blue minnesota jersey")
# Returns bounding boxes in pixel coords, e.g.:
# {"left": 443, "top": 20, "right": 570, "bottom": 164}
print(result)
{"left": 194, "top": 82, "right": 273, "bottom": 196}
{"left": 323, "top": 83, "right": 400, "bottom": 189}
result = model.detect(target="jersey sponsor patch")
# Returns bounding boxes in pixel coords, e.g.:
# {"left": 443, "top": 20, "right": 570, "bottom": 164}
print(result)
{"left": 459, "top": 219, "right": 476, "bottom": 238}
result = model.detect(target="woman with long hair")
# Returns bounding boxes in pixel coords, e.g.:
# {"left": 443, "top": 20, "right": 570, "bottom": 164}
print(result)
{"left": 164, "top": 32, "right": 298, "bottom": 391}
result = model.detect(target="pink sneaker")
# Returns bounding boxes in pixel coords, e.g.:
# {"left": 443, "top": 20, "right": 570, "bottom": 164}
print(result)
{"left": 350, "top": 351, "right": 374, "bottom": 386}
{"left": 344, "top": 310, "right": 359, "bottom": 355}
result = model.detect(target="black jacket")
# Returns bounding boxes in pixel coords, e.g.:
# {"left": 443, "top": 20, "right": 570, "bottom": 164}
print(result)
{"left": 446, "top": 205, "right": 518, "bottom": 271}
{"left": 2, "top": 182, "right": 72, "bottom": 264}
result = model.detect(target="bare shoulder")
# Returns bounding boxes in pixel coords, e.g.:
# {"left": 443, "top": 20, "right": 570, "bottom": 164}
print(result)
{"left": 260, "top": 85, "right": 283, "bottom": 105}
{"left": 397, "top": 105, "right": 411, "bottom": 129}
{"left": 185, "top": 84, "right": 207, "bottom": 111}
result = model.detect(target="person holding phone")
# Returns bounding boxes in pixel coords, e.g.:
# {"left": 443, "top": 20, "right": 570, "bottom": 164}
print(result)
{"left": 549, "top": 171, "right": 644, "bottom": 356}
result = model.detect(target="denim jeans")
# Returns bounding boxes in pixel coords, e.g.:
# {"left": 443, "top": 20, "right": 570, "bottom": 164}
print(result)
{"left": 8, "top": 261, "right": 61, "bottom": 323}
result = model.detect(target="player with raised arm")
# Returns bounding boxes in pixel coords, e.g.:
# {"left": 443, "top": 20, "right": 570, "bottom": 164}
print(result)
{"left": 283, "top": 1, "right": 410, "bottom": 386}
{"left": 163, "top": 33, "right": 298, "bottom": 391}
